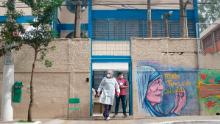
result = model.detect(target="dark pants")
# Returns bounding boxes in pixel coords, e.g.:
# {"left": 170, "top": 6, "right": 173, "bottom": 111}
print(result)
{"left": 103, "top": 104, "right": 112, "bottom": 119}
{"left": 115, "top": 95, "right": 126, "bottom": 114}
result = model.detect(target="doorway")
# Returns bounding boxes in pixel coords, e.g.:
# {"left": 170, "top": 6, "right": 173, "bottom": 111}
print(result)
{"left": 90, "top": 62, "right": 132, "bottom": 117}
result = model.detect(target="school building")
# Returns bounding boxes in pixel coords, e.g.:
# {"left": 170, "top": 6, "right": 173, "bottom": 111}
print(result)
{"left": 0, "top": 0, "right": 220, "bottom": 120}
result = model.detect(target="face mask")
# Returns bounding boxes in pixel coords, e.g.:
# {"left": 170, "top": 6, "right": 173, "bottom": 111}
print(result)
{"left": 107, "top": 74, "right": 111, "bottom": 78}
{"left": 120, "top": 75, "right": 124, "bottom": 79}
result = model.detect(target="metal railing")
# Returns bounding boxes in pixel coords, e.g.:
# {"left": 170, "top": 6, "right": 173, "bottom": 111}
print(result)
{"left": 92, "top": 19, "right": 196, "bottom": 40}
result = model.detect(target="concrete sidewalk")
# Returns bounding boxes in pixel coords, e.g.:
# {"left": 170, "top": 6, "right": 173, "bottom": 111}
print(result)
{"left": 1, "top": 116, "right": 220, "bottom": 124}
{"left": 42, "top": 116, "right": 220, "bottom": 124}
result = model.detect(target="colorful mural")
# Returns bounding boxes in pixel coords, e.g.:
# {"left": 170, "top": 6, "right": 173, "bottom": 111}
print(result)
{"left": 198, "top": 69, "right": 220, "bottom": 115}
{"left": 136, "top": 61, "right": 199, "bottom": 117}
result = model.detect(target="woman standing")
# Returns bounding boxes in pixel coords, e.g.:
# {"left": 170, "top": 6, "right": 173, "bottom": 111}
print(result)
{"left": 97, "top": 70, "right": 120, "bottom": 120}
{"left": 113, "top": 72, "right": 128, "bottom": 118}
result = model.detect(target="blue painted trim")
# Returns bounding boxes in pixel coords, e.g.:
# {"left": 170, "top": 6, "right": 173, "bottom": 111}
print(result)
{"left": 129, "top": 61, "right": 133, "bottom": 115}
{"left": 91, "top": 58, "right": 131, "bottom": 63}
{"left": 92, "top": 40, "right": 129, "bottom": 42}
{"left": 92, "top": 9, "right": 196, "bottom": 21}
{"left": 91, "top": 56, "right": 131, "bottom": 63}
{"left": 91, "top": 56, "right": 131, "bottom": 62}
{"left": 52, "top": 8, "right": 59, "bottom": 37}
{"left": 89, "top": 57, "right": 93, "bottom": 116}
{"left": 193, "top": 0, "right": 199, "bottom": 23}
{"left": 56, "top": 24, "right": 88, "bottom": 31}
{"left": 88, "top": 0, "right": 93, "bottom": 39}
{"left": 92, "top": 56, "right": 131, "bottom": 59}
{"left": 0, "top": 16, "right": 34, "bottom": 23}
{"left": 89, "top": 0, "right": 93, "bottom": 115}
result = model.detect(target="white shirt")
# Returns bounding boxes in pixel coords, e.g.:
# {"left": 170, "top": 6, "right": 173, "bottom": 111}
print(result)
{"left": 98, "top": 77, "right": 120, "bottom": 105}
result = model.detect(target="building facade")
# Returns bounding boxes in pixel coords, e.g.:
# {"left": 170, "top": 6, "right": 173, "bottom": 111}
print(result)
{"left": 1, "top": 0, "right": 220, "bottom": 120}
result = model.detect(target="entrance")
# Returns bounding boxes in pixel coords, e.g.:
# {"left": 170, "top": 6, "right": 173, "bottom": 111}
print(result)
{"left": 90, "top": 62, "right": 132, "bottom": 117}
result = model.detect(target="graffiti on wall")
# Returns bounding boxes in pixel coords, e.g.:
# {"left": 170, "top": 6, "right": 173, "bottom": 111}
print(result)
{"left": 136, "top": 61, "right": 199, "bottom": 117}
{"left": 198, "top": 69, "right": 220, "bottom": 115}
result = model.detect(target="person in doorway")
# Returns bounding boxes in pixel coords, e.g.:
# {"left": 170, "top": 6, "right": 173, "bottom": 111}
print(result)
{"left": 97, "top": 70, "right": 120, "bottom": 120}
{"left": 113, "top": 72, "right": 129, "bottom": 118}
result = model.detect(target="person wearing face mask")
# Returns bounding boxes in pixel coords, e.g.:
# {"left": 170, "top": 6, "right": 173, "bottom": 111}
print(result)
{"left": 113, "top": 72, "right": 129, "bottom": 118}
{"left": 97, "top": 70, "right": 120, "bottom": 120}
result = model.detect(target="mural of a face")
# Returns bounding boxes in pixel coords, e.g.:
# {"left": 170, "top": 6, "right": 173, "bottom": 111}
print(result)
{"left": 146, "top": 78, "right": 164, "bottom": 106}
{"left": 136, "top": 62, "right": 199, "bottom": 117}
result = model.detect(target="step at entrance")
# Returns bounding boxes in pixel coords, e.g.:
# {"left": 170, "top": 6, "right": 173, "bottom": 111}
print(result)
{"left": 92, "top": 113, "right": 132, "bottom": 120}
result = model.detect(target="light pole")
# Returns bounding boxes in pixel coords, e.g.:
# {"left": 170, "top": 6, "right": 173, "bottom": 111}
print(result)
{"left": 161, "top": 11, "right": 173, "bottom": 37}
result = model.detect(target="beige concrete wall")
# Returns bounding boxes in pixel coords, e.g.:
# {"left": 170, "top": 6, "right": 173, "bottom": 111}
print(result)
{"left": 131, "top": 38, "right": 197, "bottom": 118}
{"left": 0, "top": 38, "right": 90, "bottom": 119}
{"left": 0, "top": 37, "right": 209, "bottom": 119}
{"left": 199, "top": 53, "right": 220, "bottom": 70}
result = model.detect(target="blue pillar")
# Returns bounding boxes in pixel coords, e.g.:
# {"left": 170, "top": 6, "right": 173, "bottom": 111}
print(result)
{"left": 52, "top": 8, "right": 59, "bottom": 37}
{"left": 193, "top": 0, "right": 199, "bottom": 23}
{"left": 129, "top": 61, "right": 133, "bottom": 115}
{"left": 88, "top": 0, "right": 93, "bottom": 117}
{"left": 88, "top": 0, "right": 93, "bottom": 39}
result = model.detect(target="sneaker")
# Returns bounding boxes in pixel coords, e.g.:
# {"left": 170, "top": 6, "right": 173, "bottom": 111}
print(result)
{"left": 123, "top": 113, "right": 128, "bottom": 118}
{"left": 112, "top": 114, "right": 117, "bottom": 118}
{"left": 106, "top": 117, "right": 110, "bottom": 120}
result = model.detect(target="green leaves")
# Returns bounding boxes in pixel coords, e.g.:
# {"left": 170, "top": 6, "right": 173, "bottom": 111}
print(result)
{"left": 20, "top": 0, "right": 63, "bottom": 27}
{"left": 20, "top": 0, "right": 62, "bottom": 67}
{"left": 0, "top": 0, "right": 24, "bottom": 51}
{"left": 21, "top": 0, "right": 63, "bottom": 51}
{"left": 198, "top": 0, "right": 220, "bottom": 23}
{"left": 20, "top": 0, "right": 63, "bottom": 57}
{"left": 44, "top": 59, "right": 53, "bottom": 67}
{"left": 22, "top": 25, "right": 53, "bottom": 49}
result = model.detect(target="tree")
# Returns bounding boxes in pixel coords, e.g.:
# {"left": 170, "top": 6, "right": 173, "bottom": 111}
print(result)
{"left": 72, "top": 0, "right": 87, "bottom": 38}
{"left": 0, "top": 0, "right": 24, "bottom": 121}
{"left": 198, "top": 0, "right": 220, "bottom": 32}
{"left": 199, "top": 0, "right": 220, "bottom": 23}
{"left": 179, "top": 0, "right": 191, "bottom": 38}
{"left": 147, "top": 0, "right": 152, "bottom": 38}
{"left": 74, "top": 0, "right": 81, "bottom": 38}
{"left": 19, "top": 0, "right": 63, "bottom": 122}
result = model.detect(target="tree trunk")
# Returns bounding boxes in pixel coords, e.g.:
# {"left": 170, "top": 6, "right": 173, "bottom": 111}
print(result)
{"left": 164, "top": 18, "right": 169, "bottom": 37}
{"left": 180, "top": 0, "right": 188, "bottom": 38}
{"left": 1, "top": 0, "right": 15, "bottom": 121}
{"left": 27, "top": 50, "right": 38, "bottom": 122}
{"left": 74, "top": 1, "right": 81, "bottom": 38}
{"left": 1, "top": 51, "right": 14, "bottom": 121}
{"left": 147, "top": 0, "right": 152, "bottom": 38}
